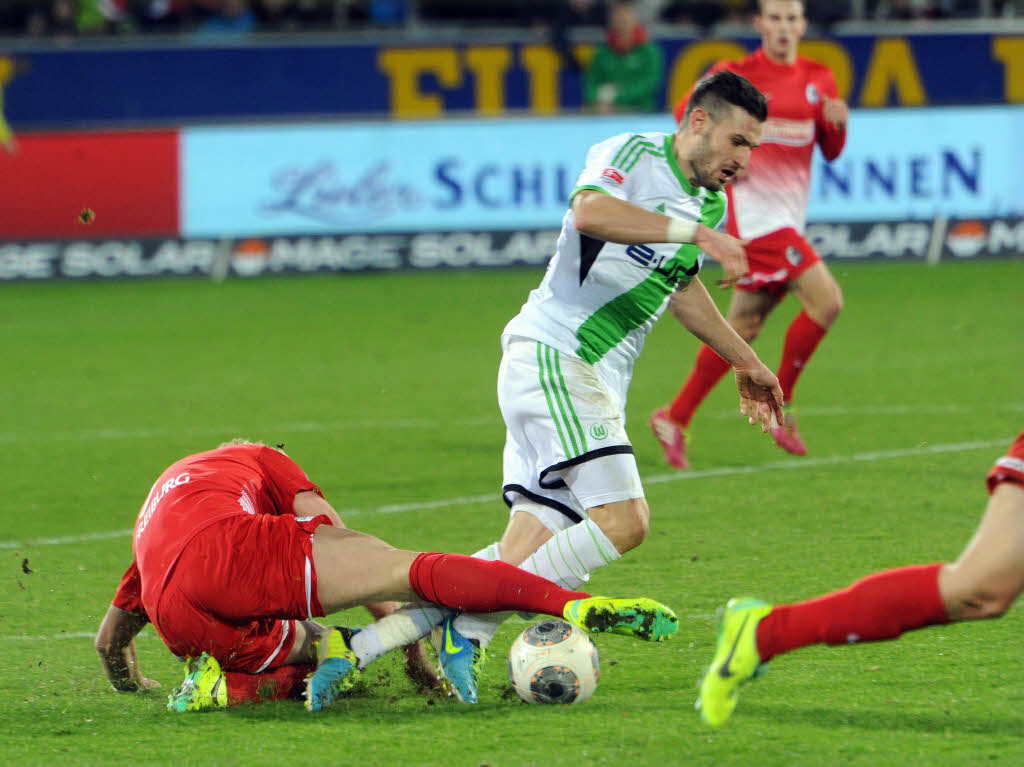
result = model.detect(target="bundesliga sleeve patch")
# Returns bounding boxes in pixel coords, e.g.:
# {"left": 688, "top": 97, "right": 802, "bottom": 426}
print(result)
{"left": 601, "top": 168, "right": 625, "bottom": 185}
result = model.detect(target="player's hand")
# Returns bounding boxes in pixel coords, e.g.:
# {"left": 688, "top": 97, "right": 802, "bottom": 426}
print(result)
{"left": 822, "top": 97, "right": 849, "bottom": 130}
{"left": 101, "top": 651, "right": 160, "bottom": 692}
{"left": 695, "top": 224, "right": 748, "bottom": 289}
{"left": 734, "top": 362, "right": 784, "bottom": 433}
{"left": 134, "top": 675, "right": 162, "bottom": 692}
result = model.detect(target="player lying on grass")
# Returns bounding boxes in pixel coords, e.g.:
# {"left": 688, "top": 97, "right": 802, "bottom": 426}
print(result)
{"left": 95, "top": 441, "right": 679, "bottom": 712}
{"left": 353, "top": 71, "right": 785, "bottom": 704}
{"left": 697, "top": 429, "right": 1024, "bottom": 726}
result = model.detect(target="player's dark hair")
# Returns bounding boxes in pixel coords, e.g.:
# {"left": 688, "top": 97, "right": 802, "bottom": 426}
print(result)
{"left": 685, "top": 71, "right": 768, "bottom": 123}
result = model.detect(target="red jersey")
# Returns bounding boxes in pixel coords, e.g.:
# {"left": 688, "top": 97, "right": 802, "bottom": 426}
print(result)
{"left": 674, "top": 49, "right": 846, "bottom": 240}
{"left": 113, "top": 444, "right": 321, "bottom": 618}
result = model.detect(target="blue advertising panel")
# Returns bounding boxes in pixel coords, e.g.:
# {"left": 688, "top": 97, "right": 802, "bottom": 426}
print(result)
{"left": 808, "top": 106, "right": 1024, "bottom": 221}
{"left": 2, "top": 33, "right": 1022, "bottom": 128}
{"left": 181, "top": 115, "right": 672, "bottom": 236}
{"left": 181, "top": 106, "right": 1024, "bottom": 238}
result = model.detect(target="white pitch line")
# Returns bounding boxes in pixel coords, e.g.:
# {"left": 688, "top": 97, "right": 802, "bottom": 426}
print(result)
{"left": 642, "top": 437, "right": 1012, "bottom": 487}
{"left": 0, "top": 437, "right": 1011, "bottom": 550}
{"left": 0, "top": 416, "right": 501, "bottom": 445}
{"left": 0, "top": 528, "right": 134, "bottom": 550}
{"left": 0, "top": 404, "right": 1019, "bottom": 444}
{"left": 1, "top": 630, "right": 152, "bottom": 642}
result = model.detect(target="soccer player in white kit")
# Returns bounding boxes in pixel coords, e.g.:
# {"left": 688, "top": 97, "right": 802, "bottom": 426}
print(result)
{"left": 347, "top": 72, "right": 786, "bottom": 703}
{"left": 430, "top": 71, "right": 786, "bottom": 701}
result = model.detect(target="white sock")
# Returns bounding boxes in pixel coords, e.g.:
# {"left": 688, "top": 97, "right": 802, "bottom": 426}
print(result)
{"left": 348, "top": 542, "right": 503, "bottom": 668}
{"left": 471, "top": 542, "right": 501, "bottom": 562}
{"left": 350, "top": 601, "right": 442, "bottom": 669}
{"left": 522, "top": 518, "right": 618, "bottom": 590}
{"left": 454, "top": 519, "right": 620, "bottom": 645}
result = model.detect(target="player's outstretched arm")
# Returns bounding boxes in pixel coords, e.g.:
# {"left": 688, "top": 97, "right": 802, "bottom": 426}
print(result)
{"left": 573, "top": 190, "right": 698, "bottom": 246}
{"left": 95, "top": 604, "right": 161, "bottom": 693}
{"left": 668, "top": 278, "right": 783, "bottom": 431}
{"left": 573, "top": 191, "right": 747, "bottom": 286}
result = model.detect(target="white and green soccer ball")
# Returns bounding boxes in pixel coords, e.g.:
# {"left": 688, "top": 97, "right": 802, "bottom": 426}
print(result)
{"left": 507, "top": 619, "right": 600, "bottom": 705}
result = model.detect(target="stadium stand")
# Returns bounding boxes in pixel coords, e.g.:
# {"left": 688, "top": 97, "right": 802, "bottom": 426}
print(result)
{"left": 1, "top": 0, "right": 1021, "bottom": 37}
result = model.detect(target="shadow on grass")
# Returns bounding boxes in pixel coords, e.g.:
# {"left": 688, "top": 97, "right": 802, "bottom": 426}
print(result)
{"left": 743, "top": 702, "right": 1024, "bottom": 738}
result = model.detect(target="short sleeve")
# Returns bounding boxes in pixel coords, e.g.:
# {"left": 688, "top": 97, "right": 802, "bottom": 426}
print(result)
{"left": 571, "top": 133, "right": 653, "bottom": 204}
{"left": 111, "top": 560, "right": 148, "bottom": 618}
{"left": 257, "top": 447, "right": 323, "bottom": 515}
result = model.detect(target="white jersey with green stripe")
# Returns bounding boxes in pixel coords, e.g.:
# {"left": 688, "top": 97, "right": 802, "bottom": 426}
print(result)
{"left": 502, "top": 131, "right": 727, "bottom": 400}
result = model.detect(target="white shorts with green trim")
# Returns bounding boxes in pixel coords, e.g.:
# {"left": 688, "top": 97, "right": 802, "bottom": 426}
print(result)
{"left": 498, "top": 337, "right": 645, "bottom": 532}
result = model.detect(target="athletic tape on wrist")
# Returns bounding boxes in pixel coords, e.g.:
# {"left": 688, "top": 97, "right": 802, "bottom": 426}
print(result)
{"left": 666, "top": 218, "right": 697, "bottom": 243}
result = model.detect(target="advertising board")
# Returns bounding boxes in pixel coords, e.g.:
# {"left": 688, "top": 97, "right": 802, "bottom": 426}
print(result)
{"left": 181, "top": 107, "right": 1024, "bottom": 238}
{"left": 0, "top": 130, "right": 179, "bottom": 240}
{"left": 1, "top": 220, "right": 1017, "bottom": 282}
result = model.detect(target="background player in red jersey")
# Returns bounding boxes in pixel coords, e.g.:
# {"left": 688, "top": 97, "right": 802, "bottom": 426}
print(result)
{"left": 696, "top": 430, "right": 1024, "bottom": 726}
{"left": 94, "top": 441, "right": 678, "bottom": 711}
{"left": 650, "top": 0, "right": 849, "bottom": 468}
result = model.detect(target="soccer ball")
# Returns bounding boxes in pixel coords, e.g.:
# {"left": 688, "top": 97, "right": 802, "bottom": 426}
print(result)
{"left": 507, "top": 619, "right": 600, "bottom": 704}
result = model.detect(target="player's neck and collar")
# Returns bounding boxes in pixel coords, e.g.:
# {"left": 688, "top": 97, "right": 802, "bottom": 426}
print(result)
{"left": 666, "top": 134, "right": 702, "bottom": 197}
{"left": 756, "top": 45, "right": 798, "bottom": 68}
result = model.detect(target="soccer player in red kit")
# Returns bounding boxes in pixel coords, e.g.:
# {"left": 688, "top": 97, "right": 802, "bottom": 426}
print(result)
{"left": 650, "top": 0, "right": 848, "bottom": 467}
{"left": 697, "top": 430, "right": 1024, "bottom": 726}
{"left": 95, "top": 441, "right": 678, "bottom": 711}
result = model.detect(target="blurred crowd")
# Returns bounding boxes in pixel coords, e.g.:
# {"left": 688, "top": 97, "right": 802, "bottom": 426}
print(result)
{"left": 2, "top": 0, "right": 1022, "bottom": 37}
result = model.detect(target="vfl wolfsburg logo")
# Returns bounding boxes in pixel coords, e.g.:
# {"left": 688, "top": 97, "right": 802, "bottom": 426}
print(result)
{"left": 590, "top": 423, "right": 608, "bottom": 440}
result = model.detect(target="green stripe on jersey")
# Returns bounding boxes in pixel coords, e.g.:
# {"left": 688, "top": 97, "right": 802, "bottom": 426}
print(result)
{"left": 618, "top": 140, "right": 659, "bottom": 172}
{"left": 574, "top": 192, "right": 726, "bottom": 364}
{"left": 610, "top": 135, "right": 645, "bottom": 167}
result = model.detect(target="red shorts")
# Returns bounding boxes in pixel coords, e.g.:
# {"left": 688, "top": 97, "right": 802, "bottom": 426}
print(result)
{"left": 151, "top": 512, "right": 332, "bottom": 673}
{"left": 986, "top": 430, "right": 1024, "bottom": 495}
{"left": 736, "top": 228, "right": 821, "bottom": 298}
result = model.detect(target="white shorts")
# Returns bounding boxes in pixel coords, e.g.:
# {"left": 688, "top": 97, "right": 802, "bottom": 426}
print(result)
{"left": 498, "top": 338, "right": 645, "bottom": 533}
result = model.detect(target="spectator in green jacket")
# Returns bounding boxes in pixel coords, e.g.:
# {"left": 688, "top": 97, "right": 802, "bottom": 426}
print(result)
{"left": 584, "top": 0, "right": 664, "bottom": 113}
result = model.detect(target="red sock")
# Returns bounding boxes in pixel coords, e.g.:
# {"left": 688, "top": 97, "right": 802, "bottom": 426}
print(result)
{"left": 777, "top": 311, "right": 828, "bottom": 403}
{"left": 755, "top": 564, "right": 949, "bottom": 661}
{"left": 668, "top": 345, "right": 731, "bottom": 427}
{"left": 223, "top": 663, "right": 314, "bottom": 705}
{"left": 409, "top": 553, "right": 590, "bottom": 617}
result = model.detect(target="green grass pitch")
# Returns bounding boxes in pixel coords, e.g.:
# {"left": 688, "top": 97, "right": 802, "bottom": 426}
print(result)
{"left": 1, "top": 259, "right": 1022, "bottom": 766}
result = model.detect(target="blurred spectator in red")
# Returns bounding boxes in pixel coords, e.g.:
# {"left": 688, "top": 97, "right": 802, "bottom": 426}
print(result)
{"left": 584, "top": 0, "right": 663, "bottom": 113}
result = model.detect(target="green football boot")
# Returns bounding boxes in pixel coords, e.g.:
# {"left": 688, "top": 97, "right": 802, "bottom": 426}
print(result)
{"left": 166, "top": 652, "right": 228, "bottom": 713}
{"left": 696, "top": 597, "right": 773, "bottom": 727}
{"left": 562, "top": 596, "right": 679, "bottom": 642}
